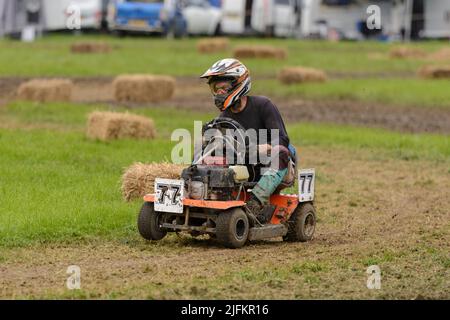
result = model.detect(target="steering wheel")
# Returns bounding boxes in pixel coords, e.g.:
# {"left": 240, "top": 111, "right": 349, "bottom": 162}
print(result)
{"left": 202, "top": 117, "right": 251, "bottom": 156}
{"left": 200, "top": 117, "right": 258, "bottom": 181}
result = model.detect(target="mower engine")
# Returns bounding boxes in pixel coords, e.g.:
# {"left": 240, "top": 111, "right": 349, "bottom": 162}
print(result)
{"left": 181, "top": 162, "right": 249, "bottom": 201}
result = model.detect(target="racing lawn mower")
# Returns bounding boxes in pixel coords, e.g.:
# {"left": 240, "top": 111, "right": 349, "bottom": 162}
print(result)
{"left": 137, "top": 118, "right": 316, "bottom": 248}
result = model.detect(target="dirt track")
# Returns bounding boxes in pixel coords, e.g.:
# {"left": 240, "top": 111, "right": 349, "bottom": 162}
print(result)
{"left": 1, "top": 76, "right": 450, "bottom": 135}
{"left": 1, "top": 146, "right": 448, "bottom": 299}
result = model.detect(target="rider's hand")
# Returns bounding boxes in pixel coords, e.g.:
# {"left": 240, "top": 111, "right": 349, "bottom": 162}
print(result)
{"left": 258, "top": 144, "right": 272, "bottom": 155}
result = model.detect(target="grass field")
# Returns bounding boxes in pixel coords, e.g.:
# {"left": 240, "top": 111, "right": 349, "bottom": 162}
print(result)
{"left": 1, "top": 35, "right": 449, "bottom": 108}
{"left": 2, "top": 35, "right": 443, "bottom": 76}
{"left": 0, "top": 101, "right": 449, "bottom": 249}
{"left": 0, "top": 35, "right": 449, "bottom": 299}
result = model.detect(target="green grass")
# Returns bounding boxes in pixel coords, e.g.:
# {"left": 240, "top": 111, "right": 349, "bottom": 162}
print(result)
{"left": 289, "top": 122, "right": 450, "bottom": 160}
{"left": 254, "top": 78, "right": 450, "bottom": 109}
{"left": 0, "top": 34, "right": 445, "bottom": 77}
{"left": 0, "top": 101, "right": 449, "bottom": 247}
{"left": 1, "top": 35, "right": 449, "bottom": 108}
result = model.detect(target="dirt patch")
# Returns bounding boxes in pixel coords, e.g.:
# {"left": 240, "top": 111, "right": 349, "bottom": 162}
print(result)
{"left": 0, "top": 146, "right": 449, "bottom": 299}
{"left": 168, "top": 79, "right": 450, "bottom": 135}
{"left": 1, "top": 76, "right": 449, "bottom": 135}
{"left": 274, "top": 98, "right": 450, "bottom": 135}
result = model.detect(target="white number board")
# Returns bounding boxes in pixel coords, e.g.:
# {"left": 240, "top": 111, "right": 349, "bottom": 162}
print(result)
{"left": 298, "top": 169, "right": 315, "bottom": 202}
{"left": 154, "top": 178, "right": 184, "bottom": 213}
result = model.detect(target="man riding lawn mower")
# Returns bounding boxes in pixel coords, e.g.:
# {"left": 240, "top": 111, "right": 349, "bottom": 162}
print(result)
{"left": 138, "top": 59, "right": 317, "bottom": 248}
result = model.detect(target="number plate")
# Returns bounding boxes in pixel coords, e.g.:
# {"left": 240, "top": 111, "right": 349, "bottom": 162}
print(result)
{"left": 128, "top": 19, "right": 148, "bottom": 28}
{"left": 154, "top": 179, "right": 184, "bottom": 213}
{"left": 298, "top": 169, "right": 315, "bottom": 202}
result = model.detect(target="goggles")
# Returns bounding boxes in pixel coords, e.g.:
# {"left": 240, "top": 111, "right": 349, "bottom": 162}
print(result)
{"left": 208, "top": 78, "right": 235, "bottom": 95}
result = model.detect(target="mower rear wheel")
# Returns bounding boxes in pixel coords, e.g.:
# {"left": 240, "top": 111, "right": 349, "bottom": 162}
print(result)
{"left": 215, "top": 208, "right": 249, "bottom": 248}
{"left": 284, "top": 202, "right": 316, "bottom": 242}
{"left": 138, "top": 202, "right": 167, "bottom": 241}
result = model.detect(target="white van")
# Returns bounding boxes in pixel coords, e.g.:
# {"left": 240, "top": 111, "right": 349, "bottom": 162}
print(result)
{"left": 220, "top": 0, "right": 301, "bottom": 37}
{"left": 43, "top": 0, "right": 102, "bottom": 31}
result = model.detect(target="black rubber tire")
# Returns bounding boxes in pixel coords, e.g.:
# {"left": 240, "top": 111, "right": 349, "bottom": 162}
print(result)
{"left": 283, "top": 202, "right": 316, "bottom": 242}
{"left": 137, "top": 202, "right": 167, "bottom": 241}
{"left": 215, "top": 208, "right": 249, "bottom": 248}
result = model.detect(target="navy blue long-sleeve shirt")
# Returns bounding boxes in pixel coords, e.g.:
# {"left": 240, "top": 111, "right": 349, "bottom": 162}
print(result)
{"left": 220, "top": 96, "right": 290, "bottom": 149}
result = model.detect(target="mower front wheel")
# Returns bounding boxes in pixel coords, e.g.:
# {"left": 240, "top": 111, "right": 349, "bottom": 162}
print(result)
{"left": 138, "top": 202, "right": 167, "bottom": 241}
{"left": 284, "top": 202, "right": 316, "bottom": 242}
{"left": 215, "top": 208, "right": 249, "bottom": 249}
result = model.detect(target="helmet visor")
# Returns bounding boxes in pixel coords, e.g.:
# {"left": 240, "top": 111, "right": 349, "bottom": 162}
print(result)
{"left": 208, "top": 78, "right": 235, "bottom": 96}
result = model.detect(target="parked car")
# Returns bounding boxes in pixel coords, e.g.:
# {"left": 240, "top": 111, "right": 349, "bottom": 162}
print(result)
{"left": 109, "top": 0, "right": 187, "bottom": 37}
{"left": 181, "top": 0, "right": 222, "bottom": 36}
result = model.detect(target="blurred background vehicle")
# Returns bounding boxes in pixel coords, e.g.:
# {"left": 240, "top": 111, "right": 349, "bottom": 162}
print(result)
{"left": 181, "top": 0, "right": 222, "bottom": 36}
{"left": 1, "top": 0, "right": 449, "bottom": 40}
{"left": 108, "top": 0, "right": 174, "bottom": 36}
{"left": 220, "top": 0, "right": 302, "bottom": 37}
{"left": 43, "top": 0, "right": 103, "bottom": 31}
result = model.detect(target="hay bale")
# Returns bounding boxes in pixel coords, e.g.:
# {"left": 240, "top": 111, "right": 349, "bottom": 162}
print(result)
{"left": 197, "top": 38, "right": 230, "bottom": 54}
{"left": 389, "top": 46, "right": 426, "bottom": 59}
{"left": 113, "top": 74, "right": 175, "bottom": 103}
{"left": 86, "top": 111, "right": 156, "bottom": 141}
{"left": 418, "top": 65, "right": 450, "bottom": 79}
{"left": 278, "top": 67, "right": 327, "bottom": 84}
{"left": 16, "top": 79, "right": 73, "bottom": 102}
{"left": 121, "top": 162, "right": 184, "bottom": 201}
{"left": 428, "top": 47, "right": 450, "bottom": 61}
{"left": 71, "top": 42, "right": 111, "bottom": 54}
{"left": 233, "top": 45, "right": 287, "bottom": 60}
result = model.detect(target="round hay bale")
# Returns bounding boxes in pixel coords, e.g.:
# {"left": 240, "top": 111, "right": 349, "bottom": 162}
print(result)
{"left": 16, "top": 79, "right": 73, "bottom": 102}
{"left": 278, "top": 67, "right": 327, "bottom": 84}
{"left": 389, "top": 46, "right": 426, "bottom": 59}
{"left": 113, "top": 74, "right": 176, "bottom": 103}
{"left": 197, "top": 37, "right": 230, "bottom": 54}
{"left": 233, "top": 45, "right": 287, "bottom": 60}
{"left": 418, "top": 65, "right": 450, "bottom": 79}
{"left": 121, "top": 162, "right": 185, "bottom": 202}
{"left": 86, "top": 111, "right": 156, "bottom": 141}
{"left": 71, "top": 42, "right": 111, "bottom": 54}
{"left": 428, "top": 47, "right": 450, "bottom": 61}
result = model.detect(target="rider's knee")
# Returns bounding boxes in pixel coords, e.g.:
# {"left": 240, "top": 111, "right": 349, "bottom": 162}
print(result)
{"left": 270, "top": 145, "right": 290, "bottom": 170}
